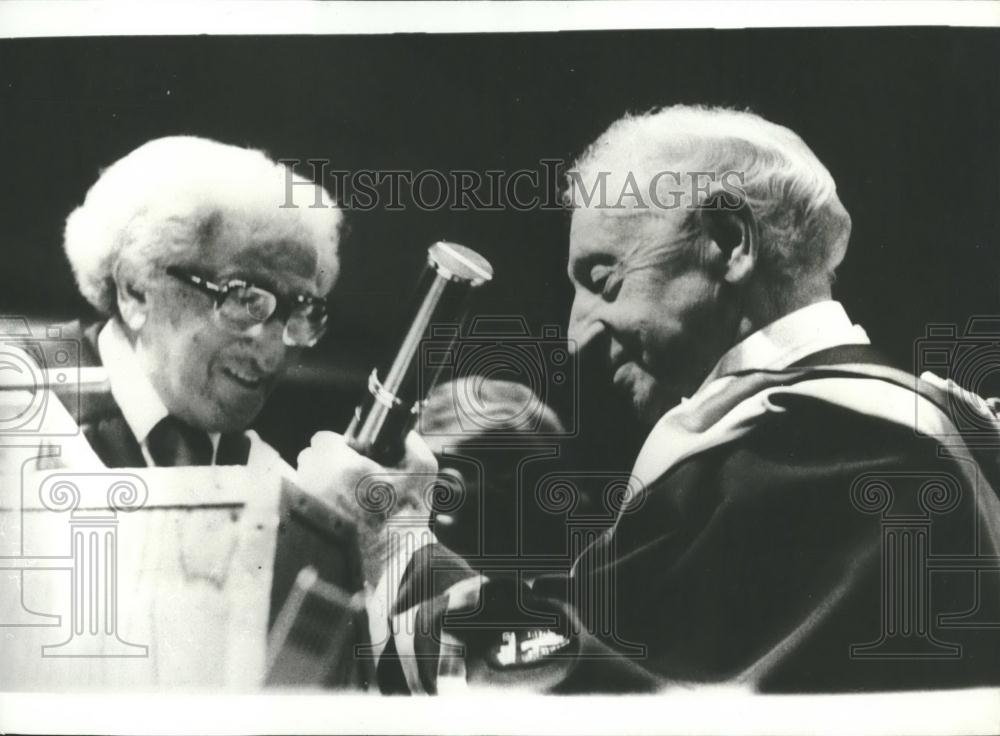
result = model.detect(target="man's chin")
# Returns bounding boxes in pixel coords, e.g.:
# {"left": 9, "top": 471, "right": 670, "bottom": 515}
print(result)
{"left": 183, "top": 400, "right": 262, "bottom": 435}
{"left": 215, "top": 407, "right": 262, "bottom": 434}
{"left": 609, "top": 367, "right": 680, "bottom": 427}
{"left": 623, "top": 383, "right": 680, "bottom": 429}
{"left": 631, "top": 398, "right": 670, "bottom": 428}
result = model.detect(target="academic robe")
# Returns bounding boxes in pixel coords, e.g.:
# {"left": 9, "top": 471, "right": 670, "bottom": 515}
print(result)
{"left": 372, "top": 344, "right": 1000, "bottom": 693}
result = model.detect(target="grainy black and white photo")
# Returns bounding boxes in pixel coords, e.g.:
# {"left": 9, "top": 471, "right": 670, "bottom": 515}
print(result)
{"left": 1, "top": 2, "right": 998, "bottom": 733}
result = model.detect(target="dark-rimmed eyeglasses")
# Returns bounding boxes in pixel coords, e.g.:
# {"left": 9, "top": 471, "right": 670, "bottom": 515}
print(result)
{"left": 166, "top": 266, "right": 328, "bottom": 347}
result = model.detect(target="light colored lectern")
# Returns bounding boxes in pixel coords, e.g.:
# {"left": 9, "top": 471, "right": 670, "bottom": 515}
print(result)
{"left": 0, "top": 458, "right": 364, "bottom": 691}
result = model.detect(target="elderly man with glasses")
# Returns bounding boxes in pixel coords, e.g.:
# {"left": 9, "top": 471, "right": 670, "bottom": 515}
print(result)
{"left": 55, "top": 135, "right": 341, "bottom": 468}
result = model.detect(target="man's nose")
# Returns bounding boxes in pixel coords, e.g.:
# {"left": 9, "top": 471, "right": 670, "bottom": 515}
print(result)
{"left": 244, "top": 319, "right": 289, "bottom": 373}
{"left": 567, "top": 293, "right": 606, "bottom": 356}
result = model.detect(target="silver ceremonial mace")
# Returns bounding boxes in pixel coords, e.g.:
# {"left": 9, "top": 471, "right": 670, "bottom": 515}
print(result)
{"left": 344, "top": 241, "right": 493, "bottom": 465}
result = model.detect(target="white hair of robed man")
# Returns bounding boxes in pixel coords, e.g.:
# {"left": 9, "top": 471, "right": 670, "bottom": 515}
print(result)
{"left": 565, "top": 105, "right": 853, "bottom": 288}
{"left": 63, "top": 135, "right": 343, "bottom": 316}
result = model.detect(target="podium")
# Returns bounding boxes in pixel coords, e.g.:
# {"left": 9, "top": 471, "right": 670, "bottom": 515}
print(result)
{"left": 0, "top": 462, "right": 365, "bottom": 691}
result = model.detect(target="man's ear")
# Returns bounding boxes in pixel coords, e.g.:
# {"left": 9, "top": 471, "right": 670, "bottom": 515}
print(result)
{"left": 113, "top": 260, "right": 150, "bottom": 332}
{"left": 696, "top": 191, "right": 758, "bottom": 285}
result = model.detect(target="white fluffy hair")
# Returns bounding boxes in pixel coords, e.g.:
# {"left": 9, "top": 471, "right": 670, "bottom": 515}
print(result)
{"left": 567, "top": 104, "right": 852, "bottom": 285}
{"left": 64, "top": 135, "right": 343, "bottom": 315}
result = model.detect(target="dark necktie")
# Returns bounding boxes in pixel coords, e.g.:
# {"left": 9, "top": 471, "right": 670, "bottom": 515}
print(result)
{"left": 146, "top": 416, "right": 252, "bottom": 467}
{"left": 146, "top": 416, "right": 213, "bottom": 467}
{"left": 216, "top": 431, "right": 251, "bottom": 466}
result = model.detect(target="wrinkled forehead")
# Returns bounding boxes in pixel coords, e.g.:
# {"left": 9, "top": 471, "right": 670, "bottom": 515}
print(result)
{"left": 203, "top": 227, "right": 327, "bottom": 295}
{"left": 568, "top": 207, "right": 687, "bottom": 265}
{"left": 226, "top": 238, "right": 319, "bottom": 275}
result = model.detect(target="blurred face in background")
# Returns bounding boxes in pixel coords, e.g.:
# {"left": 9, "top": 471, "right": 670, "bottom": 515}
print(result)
{"left": 421, "top": 378, "right": 569, "bottom": 559}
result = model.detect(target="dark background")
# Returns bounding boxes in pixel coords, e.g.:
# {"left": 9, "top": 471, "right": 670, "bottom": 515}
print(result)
{"left": 2, "top": 28, "right": 998, "bottom": 467}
